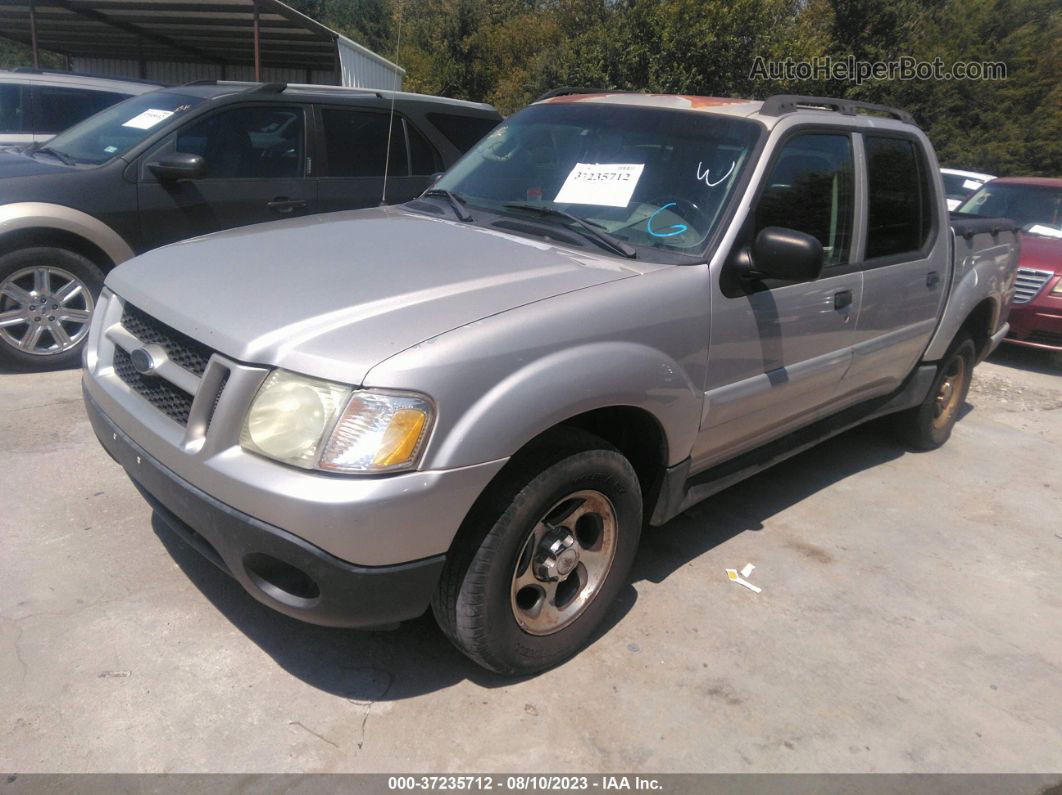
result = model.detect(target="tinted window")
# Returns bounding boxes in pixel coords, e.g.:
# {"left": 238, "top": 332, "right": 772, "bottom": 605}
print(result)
{"left": 44, "top": 92, "right": 205, "bottom": 165}
{"left": 865, "top": 137, "right": 932, "bottom": 259}
{"left": 37, "top": 87, "right": 130, "bottom": 134}
{"left": 427, "top": 112, "right": 498, "bottom": 152}
{"left": 754, "top": 133, "right": 854, "bottom": 267}
{"left": 322, "top": 108, "right": 408, "bottom": 178}
{"left": 406, "top": 120, "right": 442, "bottom": 175}
{"left": 176, "top": 105, "right": 303, "bottom": 179}
{"left": 958, "top": 182, "right": 1062, "bottom": 236}
{"left": 0, "top": 85, "right": 24, "bottom": 133}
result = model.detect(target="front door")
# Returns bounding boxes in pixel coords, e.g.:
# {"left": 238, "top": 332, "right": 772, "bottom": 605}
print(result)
{"left": 695, "top": 131, "right": 863, "bottom": 470}
{"left": 137, "top": 104, "right": 316, "bottom": 250}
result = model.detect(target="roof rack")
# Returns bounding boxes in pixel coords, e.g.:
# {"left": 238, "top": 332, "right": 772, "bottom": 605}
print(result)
{"left": 760, "top": 94, "right": 914, "bottom": 124}
{"left": 180, "top": 79, "right": 385, "bottom": 99}
{"left": 534, "top": 86, "right": 630, "bottom": 102}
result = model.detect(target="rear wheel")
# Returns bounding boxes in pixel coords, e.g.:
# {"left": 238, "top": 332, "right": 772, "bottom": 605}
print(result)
{"left": 0, "top": 247, "right": 103, "bottom": 372}
{"left": 894, "top": 334, "right": 976, "bottom": 450}
{"left": 433, "top": 430, "right": 642, "bottom": 675}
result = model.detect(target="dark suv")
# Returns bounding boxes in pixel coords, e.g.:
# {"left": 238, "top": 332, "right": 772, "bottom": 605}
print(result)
{"left": 0, "top": 81, "right": 500, "bottom": 371}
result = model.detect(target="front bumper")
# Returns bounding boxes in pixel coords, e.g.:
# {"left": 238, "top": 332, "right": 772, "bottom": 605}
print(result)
{"left": 1006, "top": 280, "right": 1062, "bottom": 351}
{"left": 86, "top": 388, "right": 446, "bottom": 628}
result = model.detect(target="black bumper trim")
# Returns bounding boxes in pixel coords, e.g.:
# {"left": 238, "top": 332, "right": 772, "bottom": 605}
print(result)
{"left": 85, "top": 385, "right": 445, "bottom": 629}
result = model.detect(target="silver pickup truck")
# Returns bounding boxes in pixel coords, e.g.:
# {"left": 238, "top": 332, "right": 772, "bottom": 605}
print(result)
{"left": 82, "top": 91, "right": 1019, "bottom": 675}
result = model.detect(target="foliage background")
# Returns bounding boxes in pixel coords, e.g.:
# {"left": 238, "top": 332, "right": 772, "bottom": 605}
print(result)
{"left": 4, "top": 0, "right": 1059, "bottom": 175}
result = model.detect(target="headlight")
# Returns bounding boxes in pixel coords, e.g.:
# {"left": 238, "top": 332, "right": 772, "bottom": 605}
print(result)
{"left": 1051, "top": 276, "right": 1062, "bottom": 295}
{"left": 240, "top": 370, "right": 433, "bottom": 473}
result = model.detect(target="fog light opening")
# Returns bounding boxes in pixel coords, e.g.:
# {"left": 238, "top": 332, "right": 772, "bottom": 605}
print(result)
{"left": 243, "top": 552, "right": 321, "bottom": 603}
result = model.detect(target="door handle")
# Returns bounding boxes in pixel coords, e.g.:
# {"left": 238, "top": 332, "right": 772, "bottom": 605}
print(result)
{"left": 267, "top": 198, "right": 306, "bottom": 214}
{"left": 834, "top": 289, "right": 853, "bottom": 310}
{"left": 926, "top": 270, "right": 940, "bottom": 288}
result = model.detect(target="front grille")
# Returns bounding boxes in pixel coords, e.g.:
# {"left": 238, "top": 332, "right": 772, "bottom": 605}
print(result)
{"left": 1012, "top": 268, "right": 1054, "bottom": 304}
{"left": 113, "top": 346, "right": 195, "bottom": 425}
{"left": 121, "top": 304, "right": 214, "bottom": 376}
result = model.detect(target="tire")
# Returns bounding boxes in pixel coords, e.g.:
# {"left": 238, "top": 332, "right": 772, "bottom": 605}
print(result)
{"left": 893, "top": 334, "right": 976, "bottom": 450}
{"left": 0, "top": 247, "right": 104, "bottom": 372}
{"left": 433, "top": 429, "right": 643, "bottom": 675}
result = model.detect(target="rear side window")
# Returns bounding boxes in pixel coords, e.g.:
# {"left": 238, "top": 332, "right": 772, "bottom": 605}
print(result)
{"left": 321, "top": 108, "right": 407, "bottom": 178}
{"left": 36, "top": 87, "right": 131, "bottom": 134}
{"left": 407, "top": 121, "right": 442, "bottom": 175}
{"left": 427, "top": 112, "right": 498, "bottom": 153}
{"left": 0, "top": 84, "right": 24, "bottom": 133}
{"left": 865, "top": 136, "right": 933, "bottom": 259}
{"left": 753, "top": 133, "right": 855, "bottom": 267}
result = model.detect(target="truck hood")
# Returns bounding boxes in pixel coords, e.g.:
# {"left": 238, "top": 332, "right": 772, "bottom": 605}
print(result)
{"left": 106, "top": 205, "right": 643, "bottom": 384}
{"left": 0, "top": 149, "right": 74, "bottom": 178}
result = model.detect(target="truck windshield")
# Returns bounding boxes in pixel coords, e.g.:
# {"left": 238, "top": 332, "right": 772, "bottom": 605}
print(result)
{"left": 434, "top": 103, "right": 761, "bottom": 256}
{"left": 959, "top": 182, "right": 1062, "bottom": 238}
{"left": 39, "top": 91, "right": 205, "bottom": 166}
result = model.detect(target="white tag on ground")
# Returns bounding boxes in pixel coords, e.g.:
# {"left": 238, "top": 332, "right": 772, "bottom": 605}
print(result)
{"left": 740, "top": 562, "right": 755, "bottom": 578}
{"left": 122, "top": 109, "right": 175, "bottom": 130}
{"left": 726, "top": 569, "right": 762, "bottom": 593}
{"left": 554, "top": 163, "right": 644, "bottom": 207}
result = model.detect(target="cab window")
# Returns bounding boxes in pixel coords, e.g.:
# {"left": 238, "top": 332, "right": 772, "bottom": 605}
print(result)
{"left": 753, "top": 133, "right": 855, "bottom": 267}
{"left": 865, "top": 136, "right": 932, "bottom": 259}
{"left": 175, "top": 105, "right": 304, "bottom": 179}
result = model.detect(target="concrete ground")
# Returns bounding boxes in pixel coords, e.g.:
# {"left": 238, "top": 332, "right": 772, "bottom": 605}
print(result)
{"left": 1, "top": 345, "right": 1060, "bottom": 773}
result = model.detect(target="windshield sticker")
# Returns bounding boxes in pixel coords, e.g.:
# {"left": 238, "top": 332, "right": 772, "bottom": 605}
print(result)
{"left": 647, "top": 202, "right": 689, "bottom": 238}
{"left": 695, "top": 160, "right": 735, "bottom": 187}
{"left": 962, "top": 178, "right": 983, "bottom": 190}
{"left": 121, "top": 109, "right": 175, "bottom": 130}
{"left": 103, "top": 145, "right": 118, "bottom": 153}
{"left": 554, "top": 163, "right": 644, "bottom": 207}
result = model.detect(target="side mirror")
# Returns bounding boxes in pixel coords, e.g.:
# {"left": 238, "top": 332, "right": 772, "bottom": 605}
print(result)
{"left": 745, "top": 226, "right": 824, "bottom": 283}
{"left": 148, "top": 152, "right": 205, "bottom": 181}
{"left": 428, "top": 172, "right": 444, "bottom": 186}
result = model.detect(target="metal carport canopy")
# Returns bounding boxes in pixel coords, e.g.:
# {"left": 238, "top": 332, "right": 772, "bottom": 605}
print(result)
{"left": 0, "top": 0, "right": 399, "bottom": 81}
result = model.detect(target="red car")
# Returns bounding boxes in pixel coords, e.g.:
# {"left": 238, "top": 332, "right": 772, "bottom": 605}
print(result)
{"left": 958, "top": 177, "right": 1062, "bottom": 351}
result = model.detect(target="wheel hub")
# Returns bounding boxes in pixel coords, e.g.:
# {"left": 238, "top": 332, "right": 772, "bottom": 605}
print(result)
{"left": 534, "top": 530, "right": 579, "bottom": 581}
{"left": 0, "top": 266, "right": 94, "bottom": 356}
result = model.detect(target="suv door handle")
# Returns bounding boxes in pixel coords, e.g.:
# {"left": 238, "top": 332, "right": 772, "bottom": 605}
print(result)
{"left": 267, "top": 198, "right": 306, "bottom": 214}
{"left": 834, "top": 289, "right": 853, "bottom": 310}
{"left": 926, "top": 270, "right": 940, "bottom": 288}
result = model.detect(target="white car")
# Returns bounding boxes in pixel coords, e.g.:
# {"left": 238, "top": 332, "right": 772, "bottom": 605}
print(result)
{"left": 941, "top": 168, "right": 996, "bottom": 211}
{"left": 0, "top": 68, "right": 161, "bottom": 148}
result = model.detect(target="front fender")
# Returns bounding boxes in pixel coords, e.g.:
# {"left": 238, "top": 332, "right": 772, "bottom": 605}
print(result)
{"left": 0, "top": 202, "right": 134, "bottom": 265}
{"left": 427, "top": 341, "right": 702, "bottom": 471}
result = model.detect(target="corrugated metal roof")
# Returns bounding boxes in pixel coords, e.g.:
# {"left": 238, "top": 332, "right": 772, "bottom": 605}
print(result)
{"left": 0, "top": 0, "right": 403, "bottom": 77}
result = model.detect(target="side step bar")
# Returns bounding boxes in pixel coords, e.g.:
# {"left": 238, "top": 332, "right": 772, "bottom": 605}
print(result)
{"left": 650, "top": 364, "right": 938, "bottom": 525}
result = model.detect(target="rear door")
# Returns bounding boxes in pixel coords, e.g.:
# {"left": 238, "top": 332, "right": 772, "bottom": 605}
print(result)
{"left": 137, "top": 103, "right": 316, "bottom": 249}
{"left": 315, "top": 105, "right": 443, "bottom": 212}
{"left": 696, "top": 131, "right": 864, "bottom": 469}
{"left": 840, "top": 133, "right": 947, "bottom": 402}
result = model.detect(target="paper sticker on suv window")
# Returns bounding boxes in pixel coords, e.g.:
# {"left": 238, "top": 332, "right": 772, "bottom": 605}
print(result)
{"left": 122, "top": 109, "right": 175, "bottom": 130}
{"left": 554, "top": 163, "right": 644, "bottom": 207}
{"left": 962, "top": 178, "right": 984, "bottom": 190}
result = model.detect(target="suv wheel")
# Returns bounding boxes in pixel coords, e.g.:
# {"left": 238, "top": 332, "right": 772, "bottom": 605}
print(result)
{"left": 433, "top": 429, "right": 642, "bottom": 675}
{"left": 894, "top": 334, "right": 976, "bottom": 450}
{"left": 0, "top": 247, "right": 103, "bottom": 372}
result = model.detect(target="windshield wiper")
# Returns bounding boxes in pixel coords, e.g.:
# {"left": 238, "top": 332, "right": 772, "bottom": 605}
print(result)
{"left": 421, "top": 188, "right": 473, "bottom": 222}
{"left": 34, "top": 146, "right": 77, "bottom": 166}
{"left": 502, "top": 203, "right": 637, "bottom": 259}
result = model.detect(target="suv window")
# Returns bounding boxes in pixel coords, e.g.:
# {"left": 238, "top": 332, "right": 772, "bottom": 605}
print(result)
{"left": 321, "top": 107, "right": 407, "bottom": 178}
{"left": 176, "top": 105, "right": 304, "bottom": 179}
{"left": 865, "top": 136, "right": 932, "bottom": 259}
{"left": 36, "top": 87, "right": 131, "bottom": 134}
{"left": 753, "top": 133, "right": 854, "bottom": 267}
{"left": 427, "top": 112, "right": 498, "bottom": 153}
{"left": 407, "top": 120, "right": 443, "bottom": 175}
{"left": 0, "top": 84, "right": 24, "bottom": 133}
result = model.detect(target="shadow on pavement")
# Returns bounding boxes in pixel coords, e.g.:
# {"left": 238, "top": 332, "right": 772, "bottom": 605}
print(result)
{"left": 987, "top": 344, "right": 1061, "bottom": 375}
{"left": 153, "top": 421, "right": 908, "bottom": 699}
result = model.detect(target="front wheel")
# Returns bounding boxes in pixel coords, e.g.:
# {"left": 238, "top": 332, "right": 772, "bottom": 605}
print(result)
{"left": 0, "top": 247, "right": 104, "bottom": 372}
{"left": 893, "top": 334, "right": 976, "bottom": 450}
{"left": 433, "top": 430, "right": 642, "bottom": 675}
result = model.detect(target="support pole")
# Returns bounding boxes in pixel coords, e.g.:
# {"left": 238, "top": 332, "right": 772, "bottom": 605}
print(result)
{"left": 29, "top": 0, "right": 40, "bottom": 69}
{"left": 252, "top": 0, "right": 261, "bottom": 81}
